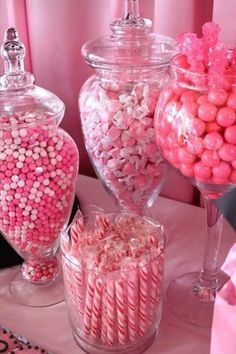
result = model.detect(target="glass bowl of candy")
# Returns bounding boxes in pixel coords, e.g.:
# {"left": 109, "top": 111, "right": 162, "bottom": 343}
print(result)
{"left": 154, "top": 22, "right": 236, "bottom": 326}
{"left": 79, "top": 0, "right": 176, "bottom": 215}
{"left": 0, "top": 28, "right": 79, "bottom": 306}
{"left": 61, "top": 208, "right": 165, "bottom": 354}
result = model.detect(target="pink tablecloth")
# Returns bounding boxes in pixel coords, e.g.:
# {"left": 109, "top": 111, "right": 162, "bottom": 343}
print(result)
{"left": 0, "top": 174, "right": 235, "bottom": 354}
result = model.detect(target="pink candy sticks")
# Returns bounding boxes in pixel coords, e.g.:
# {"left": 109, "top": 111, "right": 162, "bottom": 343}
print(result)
{"left": 155, "top": 23, "right": 236, "bottom": 190}
{"left": 61, "top": 210, "right": 165, "bottom": 353}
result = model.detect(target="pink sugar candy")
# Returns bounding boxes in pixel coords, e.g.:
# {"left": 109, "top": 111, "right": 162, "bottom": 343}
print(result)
{"left": 203, "top": 132, "right": 223, "bottom": 150}
{"left": 198, "top": 102, "right": 217, "bottom": 122}
{"left": 201, "top": 149, "right": 220, "bottom": 167}
{"left": 208, "top": 42, "right": 228, "bottom": 88}
{"left": 216, "top": 107, "right": 236, "bottom": 127}
{"left": 194, "top": 161, "right": 212, "bottom": 179}
{"left": 202, "top": 22, "right": 220, "bottom": 54}
{"left": 177, "top": 33, "right": 204, "bottom": 72}
{"left": 208, "top": 89, "right": 228, "bottom": 106}
{"left": 212, "top": 161, "right": 231, "bottom": 179}
{"left": 227, "top": 93, "right": 236, "bottom": 110}
{"left": 224, "top": 125, "right": 236, "bottom": 144}
{"left": 218, "top": 143, "right": 236, "bottom": 161}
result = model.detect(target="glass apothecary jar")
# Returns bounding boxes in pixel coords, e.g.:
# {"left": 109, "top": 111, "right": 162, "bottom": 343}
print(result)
{"left": 0, "top": 28, "right": 79, "bottom": 306}
{"left": 61, "top": 208, "right": 165, "bottom": 354}
{"left": 79, "top": 0, "right": 176, "bottom": 215}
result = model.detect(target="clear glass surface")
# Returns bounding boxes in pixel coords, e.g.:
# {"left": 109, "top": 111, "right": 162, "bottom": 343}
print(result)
{"left": 154, "top": 54, "right": 236, "bottom": 326}
{"left": 0, "top": 28, "right": 79, "bottom": 306}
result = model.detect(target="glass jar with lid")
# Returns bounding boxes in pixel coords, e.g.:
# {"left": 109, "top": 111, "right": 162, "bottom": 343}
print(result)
{"left": 79, "top": 0, "right": 176, "bottom": 215}
{"left": 0, "top": 27, "right": 79, "bottom": 306}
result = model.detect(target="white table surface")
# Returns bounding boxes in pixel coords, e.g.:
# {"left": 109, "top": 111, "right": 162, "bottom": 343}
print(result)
{"left": 0, "top": 174, "right": 235, "bottom": 354}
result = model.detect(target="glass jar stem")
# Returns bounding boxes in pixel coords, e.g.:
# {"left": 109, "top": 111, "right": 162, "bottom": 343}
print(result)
{"left": 194, "top": 195, "right": 223, "bottom": 302}
{"left": 124, "top": 0, "right": 140, "bottom": 20}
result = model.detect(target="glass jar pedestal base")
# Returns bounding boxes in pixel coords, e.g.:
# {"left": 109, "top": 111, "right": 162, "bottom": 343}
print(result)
{"left": 166, "top": 271, "right": 229, "bottom": 327}
{"left": 74, "top": 329, "right": 157, "bottom": 354}
{"left": 9, "top": 271, "right": 64, "bottom": 307}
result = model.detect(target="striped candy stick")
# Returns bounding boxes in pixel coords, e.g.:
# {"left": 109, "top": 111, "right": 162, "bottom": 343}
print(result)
{"left": 106, "top": 279, "right": 116, "bottom": 347}
{"left": 124, "top": 261, "right": 139, "bottom": 342}
{"left": 115, "top": 278, "right": 128, "bottom": 345}
{"left": 148, "top": 254, "right": 164, "bottom": 325}
{"left": 70, "top": 210, "right": 84, "bottom": 245}
{"left": 101, "top": 286, "right": 107, "bottom": 344}
{"left": 138, "top": 259, "right": 150, "bottom": 337}
{"left": 90, "top": 277, "right": 103, "bottom": 341}
{"left": 73, "top": 264, "right": 85, "bottom": 318}
{"left": 83, "top": 273, "right": 96, "bottom": 336}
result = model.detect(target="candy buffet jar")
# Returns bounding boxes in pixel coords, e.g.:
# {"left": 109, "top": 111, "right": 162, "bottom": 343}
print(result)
{"left": 61, "top": 209, "right": 165, "bottom": 354}
{"left": 154, "top": 53, "right": 236, "bottom": 326}
{"left": 79, "top": 0, "right": 176, "bottom": 214}
{"left": 0, "top": 28, "right": 79, "bottom": 306}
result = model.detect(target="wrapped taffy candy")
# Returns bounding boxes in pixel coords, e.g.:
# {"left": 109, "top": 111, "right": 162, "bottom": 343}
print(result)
{"left": 155, "top": 22, "right": 236, "bottom": 194}
{"left": 61, "top": 208, "right": 165, "bottom": 354}
{"left": 79, "top": 0, "right": 176, "bottom": 214}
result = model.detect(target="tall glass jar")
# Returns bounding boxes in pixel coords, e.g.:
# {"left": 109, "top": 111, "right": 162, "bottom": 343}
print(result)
{"left": 79, "top": 0, "right": 176, "bottom": 215}
{"left": 0, "top": 28, "right": 79, "bottom": 306}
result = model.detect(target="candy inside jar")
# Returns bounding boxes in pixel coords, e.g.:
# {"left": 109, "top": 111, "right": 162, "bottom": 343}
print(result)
{"left": 0, "top": 28, "right": 79, "bottom": 306}
{"left": 61, "top": 208, "right": 165, "bottom": 354}
{"left": 79, "top": 0, "right": 176, "bottom": 214}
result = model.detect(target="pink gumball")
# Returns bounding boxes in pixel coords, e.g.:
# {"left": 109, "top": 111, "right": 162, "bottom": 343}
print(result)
{"left": 216, "top": 107, "right": 236, "bottom": 128}
{"left": 230, "top": 170, "right": 236, "bottom": 183}
{"left": 218, "top": 143, "right": 236, "bottom": 162}
{"left": 203, "top": 132, "right": 223, "bottom": 150}
{"left": 180, "top": 163, "right": 194, "bottom": 177}
{"left": 187, "top": 117, "right": 206, "bottom": 136}
{"left": 186, "top": 136, "right": 204, "bottom": 155}
{"left": 227, "top": 93, "right": 236, "bottom": 110}
{"left": 194, "top": 161, "right": 211, "bottom": 180}
{"left": 224, "top": 125, "right": 236, "bottom": 144}
{"left": 178, "top": 147, "right": 195, "bottom": 164}
{"left": 208, "top": 89, "right": 227, "bottom": 106}
{"left": 212, "top": 161, "right": 231, "bottom": 179}
{"left": 205, "top": 122, "right": 222, "bottom": 133}
{"left": 201, "top": 150, "right": 220, "bottom": 167}
{"left": 198, "top": 102, "right": 217, "bottom": 122}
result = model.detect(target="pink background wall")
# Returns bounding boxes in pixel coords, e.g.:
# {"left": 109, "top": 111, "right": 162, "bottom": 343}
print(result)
{"left": 1, "top": 0, "right": 235, "bottom": 204}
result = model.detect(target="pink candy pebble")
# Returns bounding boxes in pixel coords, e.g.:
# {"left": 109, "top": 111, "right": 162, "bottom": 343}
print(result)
{"left": 177, "top": 147, "right": 195, "bottom": 164}
{"left": 218, "top": 143, "right": 236, "bottom": 161}
{"left": 207, "top": 89, "right": 227, "bottom": 106}
{"left": 212, "top": 161, "right": 231, "bottom": 179}
{"left": 201, "top": 149, "right": 220, "bottom": 167}
{"left": 198, "top": 102, "right": 217, "bottom": 122}
{"left": 224, "top": 125, "right": 236, "bottom": 144}
{"left": 194, "top": 161, "right": 211, "bottom": 179}
{"left": 216, "top": 107, "right": 236, "bottom": 127}
{"left": 203, "top": 132, "right": 223, "bottom": 150}
{"left": 187, "top": 117, "right": 206, "bottom": 136}
{"left": 227, "top": 93, "right": 236, "bottom": 110}
{"left": 180, "top": 163, "right": 194, "bottom": 177}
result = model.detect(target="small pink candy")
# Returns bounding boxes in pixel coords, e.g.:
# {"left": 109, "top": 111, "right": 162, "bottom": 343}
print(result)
{"left": 227, "top": 93, "right": 236, "bottom": 110}
{"left": 207, "top": 89, "right": 227, "bottom": 106}
{"left": 180, "top": 163, "right": 194, "bottom": 177}
{"left": 177, "top": 147, "right": 195, "bottom": 164}
{"left": 144, "top": 143, "right": 157, "bottom": 158}
{"left": 231, "top": 160, "right": 236, "bottom": 169}
{"left": 216, "top": 107, "right": 236, "bottom": 127}
{"left": 194, "top": 161, "right": 211, "bottom": 179}
{"left": 186, "top": 136, "right": 204, "bottom": 155}
{"left": 203, "top": 132, "right": 223, "bottom": 150}
{"left": 197, "top": 95, "right": 208, "bottom": 105}
{"left": 224, "top": 125, "right": 236, "bottom": 144}
{"left": 212, "top": 161, "right": 231, "bottom": 179}
{"left": 133, "top": 175, "right": 146, "bottom": 188}
{"left": 218, "top": 143, "right": 236, "bottom": 162}
{"left": 198, "top": 102, "right": 217, "bottom": 122}
{"left": 201, "top": 149, "right": 220, "bottom": 167}
{"left": 187, "top": 117, "right": 206, "bottom": 136}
